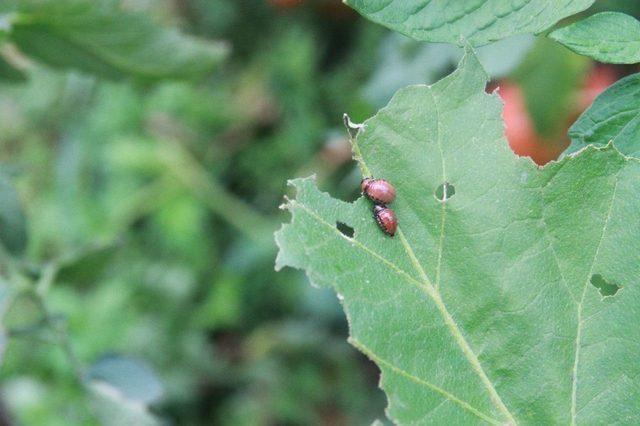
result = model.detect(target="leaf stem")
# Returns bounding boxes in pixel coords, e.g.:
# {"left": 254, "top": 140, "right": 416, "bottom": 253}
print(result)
{"left": 0, "top": 243, "right": 86, "bottom": 386}
{"left": 158, "top": 139, "right": 276, "bottom": 242}
{"left": 344, "top": 115, "right": 372, "bottom": 178}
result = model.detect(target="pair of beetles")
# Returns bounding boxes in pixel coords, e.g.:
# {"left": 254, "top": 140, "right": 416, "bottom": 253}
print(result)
{"left": 361, "top": 178, "right": 398, "bottom": 237}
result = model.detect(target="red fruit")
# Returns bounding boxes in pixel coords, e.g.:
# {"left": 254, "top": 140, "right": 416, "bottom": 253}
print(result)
{"left": 499, "top": 81, "right": 566, "bottom": 165}
{"left": 267, "top": 0, "right": 302, "bottom": 9}
{"left": 580, "top": 65, "right": 617, "bottom": 110}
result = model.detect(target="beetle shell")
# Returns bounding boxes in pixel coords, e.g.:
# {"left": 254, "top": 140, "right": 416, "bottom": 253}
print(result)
{"left": 373, "top": 205, "right": 398, "bottom": 237}
{"left": 361, "top": 178, "right": 396, "bottom": 205}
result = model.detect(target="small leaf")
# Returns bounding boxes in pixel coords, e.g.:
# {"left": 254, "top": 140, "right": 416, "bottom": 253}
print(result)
{"left": 276, "top": 47, "right": 640, "bottom": 423}
{"left": 88, "top": 355, "right": 163, "bottom": 405}
{"left": 0, "top": 172, "right": 28, "bottom": 256}
{"left": 89, "top": 382, "right": 159, "bottom": 426}
{"left": 550, "top": 12, "right": 640, "bottom": 64}
{"left": 567, "top": 72, "right": 640, "bottom": 156}
{"left": 10, "top": 0, "right": 228, "bottom": 81}
{"left": 344, "top": 0, "right": 595, "bottom": 46}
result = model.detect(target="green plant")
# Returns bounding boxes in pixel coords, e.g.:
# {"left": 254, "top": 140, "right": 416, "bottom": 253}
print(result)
{"left": 0, "top": 0, "right": 230, "bottom": 423}
{"left": 277, "top": 1, "right": 640, "bottom": 424}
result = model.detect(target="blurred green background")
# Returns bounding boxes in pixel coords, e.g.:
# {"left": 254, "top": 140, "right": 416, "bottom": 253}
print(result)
{"left": 0, "top": 0, "right": 638, "bottom": 425}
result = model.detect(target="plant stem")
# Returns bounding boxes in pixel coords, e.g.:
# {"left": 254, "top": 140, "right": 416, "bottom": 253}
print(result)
{"left": 158, "top": 139, "right": 276, "bottom": 241}
{"left": 29, "top": 288, "right": 87, "bottom": 385}
{"left": 0, "top": 244, "right": 86, "bottom": 386}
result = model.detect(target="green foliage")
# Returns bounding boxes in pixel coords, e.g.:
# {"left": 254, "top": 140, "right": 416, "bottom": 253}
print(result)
{"left": 513, "top": 37, "right": 589, "bottom": 137}
{"left": 345, "top": 0, "right": 594, "bottom": 46}
{"left": 2, "top": 0, "right": 640, "bottom": 424}
{"left": 0, "top": 172, "right": 27, "bottom": 256}
{"left": 0, "top": 2, "right": 388, "bottom": 424}
{"left": 6, "top": 0, "right": 227, "bottom": 81}
{"left": 277, "top": 48, "right": 640, "bottom": 423}
{"left": 364, "top": 33, "right": 534, "bottom": 107}
{"left": 0, "top": 57, "right": 25, "bottom": 82}
{"left": 567, "top": 72, "right": 640, "bottom": 156}
{"left": 550, "top": 12, "right": 640, "bottom": 64}
{"left": 89, "top": 382, "right": 159, "bottom": 426}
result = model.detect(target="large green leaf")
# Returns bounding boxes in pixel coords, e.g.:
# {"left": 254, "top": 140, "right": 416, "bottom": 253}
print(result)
{"left": 550, "top": 12, "right": 640, "bottom": 64}
{"left": 276, "top": 49, "right": 640, "bottom": 424}
{"left": 344, "top": 0, "right": 594, "bottom": 46}
{"left": 567, "top": 72, "right": 640, "bottom": 156}
{"left": 9, "top": 0, "right": 228, "bottom": 81}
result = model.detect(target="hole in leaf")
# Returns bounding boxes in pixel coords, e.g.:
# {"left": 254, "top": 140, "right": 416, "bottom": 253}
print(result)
{"left": 590, "top": 274, "right": 621, "bottom": 297}
{"left": 336, "top": 221, "right": 354, "bottom": 238}
{"left": 435, "top": 182, "right": 455, "bottom": 202}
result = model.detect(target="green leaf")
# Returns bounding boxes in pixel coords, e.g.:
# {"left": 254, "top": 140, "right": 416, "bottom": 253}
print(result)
{"left": 567, "top": 72, "right": 640, "bottom": 156}
{"left": 0, "top": 172, "right": 27, "bottom": 256}
{"left": 0, "top": 56, "right": 26, "bottom": 82}
{"left": 550, "top": 12, "right": 640, "bottom": 64}
{"left": 276, "top": 48, "right": 640, "bottom": 423}
{"left": 10, "top": 0, "right": 228, "bottom": 81}
{"left": 513, "top": 37, "right": 589, "bottom": 137}
{"left": 0, "top": 280, "right": 9, "bottom": 367}
{"left": 89, "top": 382, "right": 160, "bottom": 426}
{"left": 364, "top": 34, "right": 534, "bottom": 107}
{"left": 89, "top": 355, "right": 163, "bottom": 405}
{"left": 344, "top": 0, "right": 594, "bottom": 46}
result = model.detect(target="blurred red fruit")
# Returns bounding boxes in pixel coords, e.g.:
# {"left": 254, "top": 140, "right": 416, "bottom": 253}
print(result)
{"left": 267, "top": 0, "right": 302, "bottom": 9}
{"left": 580, "top": 65, "right": 617, "bottom": 110}
{"left": 499, "top": 81, "right": 565, "bottom": 165}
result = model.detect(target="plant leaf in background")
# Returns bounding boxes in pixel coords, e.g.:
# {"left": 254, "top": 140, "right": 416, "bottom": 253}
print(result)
{"left": 0, "top": 172, "right": 27, "bottom": 256}
{"left": 344, "top": 0, "right": 594, "bottom": 46}
{"left": 276, "top": 48, "right": 640, "bottom": 423}
{"left": 89, "top": 382, "right": 159, "bottom": 426}
{"left": 364, "top": 34, "right": 534, "bottom": 107}
{"left": 88, "top": 355, "right": 163, "bottom": 405}
{"left": 0, "top": 281, "right": 8, "bottom": 368}
{"left": 550, "top": 12, "right": 640, "bottom": 64}
{"left": 513, "top": 37, "right": 589, "bottom": 138}
{"left": 8, "top": 0, "right": 228, "bottom": 81}
{"left": 567, "top": 72, "right": 640, "bottom": 156}
{"left": 0, "top": 56, "right": 26, "bottom": 82}
{"left": 88, "top": 355, "right": 163, "bottom": 426}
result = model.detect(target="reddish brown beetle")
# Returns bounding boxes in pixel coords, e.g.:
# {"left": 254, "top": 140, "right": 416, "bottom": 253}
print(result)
{"left": 373, "top": 205, "right": 398, "bottom": 237}
{"left": 361, "top": 178, "right": 396, "bottom": 205}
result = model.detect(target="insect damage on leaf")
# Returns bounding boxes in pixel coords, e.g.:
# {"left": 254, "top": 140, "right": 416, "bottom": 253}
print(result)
{"left": 589, "top": 274, "right": 621, "bottom": 297}
{"left": 434, "top": 182, "right": 456, "bottom": 202}
{"left": 336, "top": 221, "right": 355, "bottom": 238}
{"left": 275, "top": 46, "right": 640, "bottom": 424}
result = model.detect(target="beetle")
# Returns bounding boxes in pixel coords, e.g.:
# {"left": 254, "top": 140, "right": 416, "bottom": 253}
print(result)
{"left": 361, "top": 178, "right": 396, "bottom": 205}
{"left": 373, "top": 205, "right": 397, "bottom": 237}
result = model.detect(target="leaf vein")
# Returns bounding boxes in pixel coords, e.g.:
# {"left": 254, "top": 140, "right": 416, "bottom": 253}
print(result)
{"left": 570, "top": 177, "right": 619, "bottom": 424}
{"left": 350, "top": 338, "right": 502, "bottom": 425}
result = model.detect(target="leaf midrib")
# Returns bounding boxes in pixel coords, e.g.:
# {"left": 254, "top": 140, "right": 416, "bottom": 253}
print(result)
{"left": 290, "top": 199, "right": 503, "bottom": 423}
